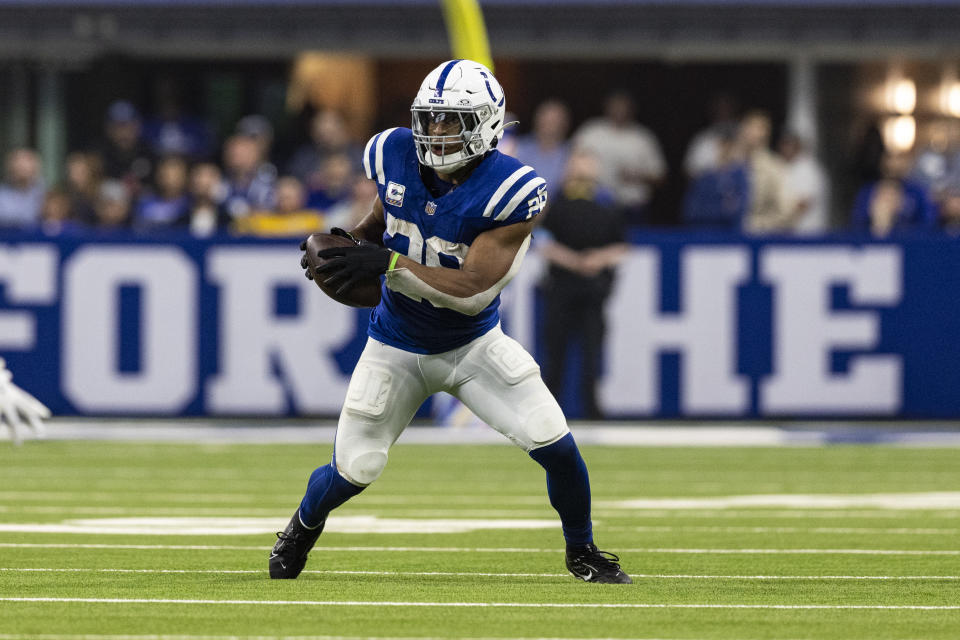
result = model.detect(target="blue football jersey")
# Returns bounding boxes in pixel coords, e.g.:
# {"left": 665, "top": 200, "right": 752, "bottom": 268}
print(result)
{"left": 362, "top": 127, "right": 547, "bottom": 354}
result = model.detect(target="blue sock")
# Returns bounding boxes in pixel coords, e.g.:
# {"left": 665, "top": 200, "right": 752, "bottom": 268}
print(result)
{"left": 528, "top": 432, "right": 594, "bottom": 547}
{"left": 298, "top": 461, "right": 365, "bottom": 528}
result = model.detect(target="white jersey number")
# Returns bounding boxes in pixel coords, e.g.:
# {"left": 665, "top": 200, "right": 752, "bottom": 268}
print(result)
{"left": 385, "top": 212, "right": 468, "bottom": 268}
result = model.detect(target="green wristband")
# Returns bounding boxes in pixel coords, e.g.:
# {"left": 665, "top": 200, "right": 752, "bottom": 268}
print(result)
{"left": 388, "top": 252, "right": 400, "bottom": 271}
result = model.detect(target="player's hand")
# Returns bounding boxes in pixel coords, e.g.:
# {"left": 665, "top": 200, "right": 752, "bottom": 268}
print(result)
{"left": 0, "top": 358, "right": 50, "bottom": 446}
{"left": 330, "top": 227, "right": 357, "bottom": 243}
{"left": 300, "top": 238, "right": 316, "bottom": 280}
{"left": 315, "top": 244, "right": 394, "bottom": 295}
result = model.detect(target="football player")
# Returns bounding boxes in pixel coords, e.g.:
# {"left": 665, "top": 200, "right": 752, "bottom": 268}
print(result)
{"left": 273, "top": 60, "right": 631, "bottom": 584}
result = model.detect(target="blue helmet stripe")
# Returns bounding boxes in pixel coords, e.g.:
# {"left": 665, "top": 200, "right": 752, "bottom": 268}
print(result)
{"left": 435, "top": 59, "right": 463, "bottom": 97}
{"left": 479, "top": 71, "right": 499, "bottom": 104}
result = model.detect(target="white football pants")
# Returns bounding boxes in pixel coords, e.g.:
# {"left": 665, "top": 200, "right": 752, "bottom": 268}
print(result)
{"left": 334, "top": 324, "right": 569, "bottom": 486}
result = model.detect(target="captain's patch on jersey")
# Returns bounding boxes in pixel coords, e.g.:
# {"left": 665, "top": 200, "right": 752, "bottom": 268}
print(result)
{"left": 425, "top": 201, "right": 438, "bottom": 215}
{"left": 385, "top": 181, "right": 406, "bottom": 207}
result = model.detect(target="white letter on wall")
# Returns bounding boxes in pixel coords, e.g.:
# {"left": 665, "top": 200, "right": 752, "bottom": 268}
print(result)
{"left": 601, "top": 247, "right": 749, "bottom": 415}
{"left": 63, "top": 246, "right": 196, "bottom": 412}
{"left": 207, "top": 247, "right": 355, "bottom": 414}
{"left": 761, "top": 246, "right": 902, "bottom": 414}
{"left": 0, "top": 244, "right": 57, "bottom": 350}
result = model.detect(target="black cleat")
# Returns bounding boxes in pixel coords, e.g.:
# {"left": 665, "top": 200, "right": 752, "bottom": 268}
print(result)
{"left": 565, "top": 543, "right": 633, "bottom": 584}
{"left": 269, "top": 510, "right": 325, "bottom": 579}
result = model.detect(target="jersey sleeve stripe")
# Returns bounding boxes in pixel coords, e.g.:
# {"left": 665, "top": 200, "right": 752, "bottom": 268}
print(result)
{"left": 374, "top": 127, "right": 398, "bottom": 185}
{"left": 482, "top": 166, "right": 534, "bottom": 218}
{"left": 494, "top": 177, "right": 546, "bottom": 221}
{"left": 362, "top": 134, "right": 376, "bottom": 180}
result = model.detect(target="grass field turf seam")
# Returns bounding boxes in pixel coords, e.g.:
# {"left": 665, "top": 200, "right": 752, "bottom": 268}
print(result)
{"left": 2, "top": 441, "right": 960, "bottom": 638}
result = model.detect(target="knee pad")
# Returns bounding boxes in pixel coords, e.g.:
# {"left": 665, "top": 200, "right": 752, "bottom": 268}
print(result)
{"left": 521, "top": 401, "right": 569, "bottom": 448}
{"left": 336, "top": 444, "right": 388, "bottom": 486}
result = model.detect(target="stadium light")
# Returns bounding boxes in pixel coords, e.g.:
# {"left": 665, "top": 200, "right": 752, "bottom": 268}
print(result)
{"left": 940, "top": 79, "right": 960, "bottom": 118}
{"left": 885, "top": 76, "right": 916, "bottom": 115}
{"left": 883, "top": 115, "right": 916, "bottom": 152}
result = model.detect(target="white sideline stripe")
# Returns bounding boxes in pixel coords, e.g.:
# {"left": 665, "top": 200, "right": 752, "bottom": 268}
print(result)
{"left": 4, "top": 568, "right": 960, "bottom": 581}
{"left": 0, "top": 515, "right": 559, "bottom": 536}
{"left": 600, "top": 492, "right": 960, "bottom": 510}
{"left": 2, "top": 543, "right": 960, "bottom": 555}
{"left": 618, "top": 525, "right": 959, "bottom": 535}
{"left": 481, "top": 166, "right": 534, "bottom": 217}
{"left": 0, "top": 635, "right": 690, "bottom": 640}
{"left": 2, "top": 597, "right": 958, "bottom": 610}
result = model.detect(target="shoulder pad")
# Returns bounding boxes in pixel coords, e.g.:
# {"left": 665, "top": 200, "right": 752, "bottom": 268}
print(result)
{"left": 480, "top": 158, "right": 547, "bottom": 223}
{"left": 362, "top": 128, "right": 413, "bottom": 185}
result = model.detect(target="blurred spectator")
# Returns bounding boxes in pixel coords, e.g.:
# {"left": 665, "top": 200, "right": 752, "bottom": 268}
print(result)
{"left": 779, "top": 130, "right": 829, "bottom": 234}
{"left": 232, "top": 176, "right": 324, "bottom": 237}
{"left": 184, "top": 162, "right": 228, "bottom": 237}
{"left": 682, "top": 123, "right": 748, "bottom": 230}
{"left": 134, "top": 155, "right": 191, "bottom": 230}
{"left": 95, "top": 100, "right": 154, "bottom": 196}
{"left": 684, "top": 92, "right": 740, "bottom": 177}
{"left": 286, "top": 109, "right": 362, "bottom": 190}
{"left": 236, "top": 115, "right": 276, "bottom": 163}
{"left": 221, "top": 134, "right": 277, "bottom": 220}
{"left": 64, "top": 152, "right": 102, "bottom": 225}
{"left": 852, "top": 152, "right": 937, "bottom": 237}
{"left": 40, "top": 187, "right": 84, "bottom": 235}
{"left": 324, "top": 175, "right": 380, "bottom": 230}
{"left": 851, "top": 119, "right": 886, "bottom": 188}
{"left": 306, "top": 152, "right": 355, "bottom": 211}
{"left": 513, "top": 99, "right": 571, "bottom": 195}
{"left": 572, "top": 90, "right": 666, "bottom": 224}
{"left": 142, "top": 77, "right": 214, "bottom": 159}
{"left": 94, "top": 179, "right": 133, "bottom": 230}
{"left": 909, "top": 120, "right": 956, "bottom": 205}
{"left": 0, "top": 148, "right": 45, "bottom": 228}
{"left": 939, "top": 186, "right": 960, "bottom": 236}
{"left": 740, "top": 110, "right": 791, "bottom": 234}
{"left": 538, "top": 150, "right": 627, "bottom": 419}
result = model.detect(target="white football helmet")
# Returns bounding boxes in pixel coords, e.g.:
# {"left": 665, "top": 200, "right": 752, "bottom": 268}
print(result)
{"left": 411, "top": 59, "right": 506, "bottom": 173}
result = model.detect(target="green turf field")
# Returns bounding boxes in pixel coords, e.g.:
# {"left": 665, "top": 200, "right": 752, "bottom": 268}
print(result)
{"left": 0, "top": 438, "right": 958, "bottom": 639}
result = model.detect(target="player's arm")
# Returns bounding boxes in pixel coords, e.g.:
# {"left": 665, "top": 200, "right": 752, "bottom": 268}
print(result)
{"left": 345, "top": 196, "right": 387, "bottom": 245}
{"left": 331, "top": 193, "right": 387, "bottom": 246}
{"left": 386, "top": 219, "right": 536, "bottom": 315}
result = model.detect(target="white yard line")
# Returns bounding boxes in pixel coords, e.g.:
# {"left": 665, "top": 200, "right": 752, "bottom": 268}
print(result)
{"left": 1, "top": 597, "right": 958, "bottom": 610}
{"left": 2, "top": 543, "right": 960, "bottom": 555}
{"left": 613, "top": 525, "right": 959, "bottom": 535}
{"left": 0, "top": 635, "right": 707, "bottom": 640}
{"left": 2, "top": 567, "right": 959, "bottom": 580}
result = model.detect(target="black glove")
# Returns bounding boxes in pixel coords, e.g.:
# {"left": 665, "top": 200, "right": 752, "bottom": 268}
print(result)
{"left": 315, "top": 243, "right": 394, "bottom": 294}
{"left": 330, "top": 227, "right": 357, "bottom": 243}
{"left": 299, "top": 238, "right": 315, "bottom": 280}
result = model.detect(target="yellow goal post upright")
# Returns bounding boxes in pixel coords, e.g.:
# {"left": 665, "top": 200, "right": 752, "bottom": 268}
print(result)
{"left": 440, "top": 0, "right": 494, "bottom": 71}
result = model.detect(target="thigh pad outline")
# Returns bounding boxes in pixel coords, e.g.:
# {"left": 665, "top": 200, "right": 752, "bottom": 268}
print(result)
{"left": 481, "top": 335, "right": 540, "bottom": 386}
{"left": 343, "top": 362, "right": 394, "bottom": 421}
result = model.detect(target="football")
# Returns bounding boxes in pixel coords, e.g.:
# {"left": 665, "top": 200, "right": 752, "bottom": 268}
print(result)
{"left": 303, "top": 233, "right": 382, "bottom": 308}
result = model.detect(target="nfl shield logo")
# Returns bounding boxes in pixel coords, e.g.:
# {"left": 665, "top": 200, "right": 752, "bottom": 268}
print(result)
{"left": 425, "top": 201, "right": 437, "bottom": 215}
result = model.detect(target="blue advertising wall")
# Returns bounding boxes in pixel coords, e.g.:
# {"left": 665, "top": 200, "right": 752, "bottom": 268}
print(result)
{"left": 1, "top": 231, "right": 958, "bottom": 419}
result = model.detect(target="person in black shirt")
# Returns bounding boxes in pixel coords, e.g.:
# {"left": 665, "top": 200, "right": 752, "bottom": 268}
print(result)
{"left": 95, "top": 101, "right": 154, "bottom": 199}
{"left": 539, "top": 150, "right": 628, "bottom": 419}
